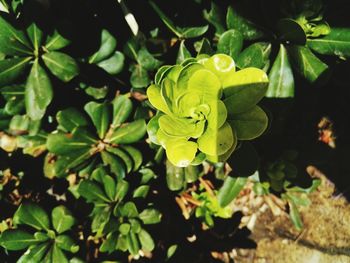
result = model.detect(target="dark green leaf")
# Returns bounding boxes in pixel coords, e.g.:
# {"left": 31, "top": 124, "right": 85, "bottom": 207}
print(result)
{"left": 226, "top": 6, "right": 264, "bottom": 40}
{"left": 52, "top": 206, "right": 76, "bottom": 234}
{"left": 277, "top": 18, "right": 307, "bottom": 45}
{"left": 115, "top": 180, "right": 129, "bottom": 201}
{"left": 112, "top": 94, "right": 133, "bottom": 127}
{"left": 17, "top": 242, "right": 50, "bottom": 263}
{"left": 120, "top": 202, "right": 138, "bottom": 218}
{"left": 137, "top": 47, "right": 162, "bottom": 71}
{"left": 127, "top": 232, "right": 140, "bottom": 256}
{"left": 0, "top": 57, "right": 31, "bottom": 86}
{"left": 51, "top": 244, "right": 69, "bottom": 263}
{"left": 25, "top": 59, "right": 53, "bottom": 120}
{"left": 100, "top": 151, "right": 126, "bottom": 179}
{"left": 78, "top": 180, "right": 110, "bottom": 202}
{"left": 106, "top": 146, "right": 133, "bottom": 173}
{"left": 0, "top": 16, "right": 32, "bottom": 55}
{"left": 180, "top": 25, "right": 209, "bottom": 39}
{"left": 42, "top": 51, "right": 79, "bottom": 82}
{"left": 13, "top": 203, "right": 50, "bottom": 230}
{"left": 176, "top": 40, "right": 191, "bottom": 64}
{"left": 218, "top": 177, "right": 247, "bottom": 207}
{"left": 130, "top": 64, "right": 150, "bottom": 88}
{"left": 55, "top": 235, "right": 79, "bottom": 253}
{"left": 307, "top": 28, "right": 350, "bottom": 58}
{"left": 56, "top": 108, "right": 89, "bottom": 133}
{"left": 203, "top": 2, "right": 225, "bottom": 36}
{"left": 236, "top": 42, "right": 271, "bottom": 69}
{"left": 106, "top": 119, "right": 146, "bottom": 144}
{"left": 266, "top": 44, "right": 294, "bottom": 98}
{"left": 26, "top": 23, "right": 43, "bottom": 52}
{"left": 166, "top": 160, "right": 185, "bottom": 191}
{"left": 84, "top": 102, "right": 110, "bottom": 139}
{"left": 89, "top": 29, "right": 117, "bottom": 64}
{"left": 217, "top": 29, "right": 243, "bottom": 60}
{"left": 138, "top": 229, "right": 155, "bottom": 252}
{"left": 45, "top": 30, "right": 70, "bottom": 51}
{"left": 288, "top": 45, "right": 328, "bottom": 83}
{"left": 133, "top": 185, "right": 150, "bottom": 198}
{"left": 195, "top": 38, "right": 213, "bottom": 55}
{"left": 0, "top": 229, "right": 37, "bottom": 251}
{"left": 102, "top": 175, "right": 116, "bottom": 201}
{"left": 121, "top": 145, "right": 143, "bottom": 171}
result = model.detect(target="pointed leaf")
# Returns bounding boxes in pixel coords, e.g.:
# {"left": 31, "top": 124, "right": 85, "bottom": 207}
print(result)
{"left": 181, "top": 25, "right": 209, "bottom": 39}
{"left": 42, "top": 51, "right": 79, "bottom": 82}
{"left": 0, "top": 57, "right": 31, "bottom": 86}
{"left": 25, "top": 60, "right": 53, "bottom": 120}
{"left": 203, "top": 2, "right": 225, "bottom": 36}
{"left": 52, "top": 244, "right": 69, "bottom": 263}
{"left": 17, "top": 242, "right": 50, "bottom": 263}
{"left": 236, "top": 42, "right": 271, "bottom": 69}
{"left": 176, "top": 40, "right": 191, "bottom": 64}
{"left": 55, "top": 235, "right": 79, "bottom": 253}
{"left": 106, "top": 119, "right": 146, "bottom": 144}
{"left": 45, "top": 30, "right": 70, "bottom": 51}
{"left": 56, "top": 108, "right": 89, "bottom": 133}
{"left": 78, "top": 180, "right": 110, "bottom": 202}
{"left": 102, "top": 175, "right": 117, "bottom": 201}
{"left": 97, "top": 51, "right": 124, "bottom": 75}
{"left": 112, "top": 94, "right": 133, "bottom": 127}
{"left": 218, "top": 177, "right": 247, "bottom": 207}
{"left": 26, "top": 23, "right": 43, "bottom": 52}
{"left": 266, "top": 44, "right": 294, "bottom": 98}
{"left": 138, "top": 229, "right": 155, "bottom": 252}
{"left": 100, "top": 151, "right": 126, "bottom": 179}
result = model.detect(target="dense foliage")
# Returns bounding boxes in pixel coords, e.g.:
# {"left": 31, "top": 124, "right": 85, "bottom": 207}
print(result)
{"left": 0, "top": 0, "right": 349, "bottom": 262}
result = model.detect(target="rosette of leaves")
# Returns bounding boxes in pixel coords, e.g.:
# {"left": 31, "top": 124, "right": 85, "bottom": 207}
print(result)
{"left": 78, "top": 166, "right": 161, "bottom": 257}
{"left": 0, "top": 16, "right": 79, "bottom": 120}
{"left": 79, "top": 29, "right": 125, "bottom": 99}
{"left": 45, "top": 94, "right": 145, "bottom": 178}
{"left": 203, "top": 0, "right": 350, "bottom": 98}
{"left": 146, "top": 53, "right": 269, "bottom": 167}
{"left": 0, "top": 203, "right": 79, "bottom": 262}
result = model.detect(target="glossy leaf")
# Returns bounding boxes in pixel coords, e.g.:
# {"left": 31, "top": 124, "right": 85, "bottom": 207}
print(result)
{"left": 121, "top": 145, "right": 143, "bottom": 171}
{"left": 26, "top": 23, "right": 43, "bottom": 52}
{"left": 181, "top": 25, "right": 209, "bottom": 39}
{"left": 176, "top": 40, "right": 191, "bottom": 64}
{"left": 0, "top": 16, "right": 32, "bottom": 55}
{"left": 78, "top": 180, "right": 110, "bottom": 203}
{"left": 236, "top": 42, "right": 271, "bottom": 69}
{"left": 138, "top": 47, "right": 161, "bottom": 71}
{"left": 89, "top": 29, "right": 117, "bottom": 64}
{"left": 101, "top": 151, "right": 126, "bottom": 178}
{"left": 166, "top": 139, "right": 198, "bottom": 167}
{"left": 307, "top": 28, "right": 350, "bottom": 58}
{"left": 13, "top": 203, "right": 50, "bottom": 230}
{"left": 112, "top": 94, "right": 133, "bottom": 127}
{"left": 226, "top": 6, "right": 264, "bottom": 40}
{"left": 55, "top": 235, "right": 79, "bottom": 252}
{"left": 288, "top": 45, "right": 328, "bottom": 83}
{"left": 45, "top": 30, "right": 70, "bottom": 51}
{"left": 217, "top": 176, "right": 247, "bottom": 207}
{"left": 223, "top": 68, "right": 269, "bottom": 114}
{"left": 139, "top": 209, "right": 161, "bottom": 224}
{"left": 166, "top": 160, "right": 185, "bottom": 191}
{"left": 25, "top": 60, "right": 53, "bottom": 120}
{"left": 130, "top": 64, "right": 150, "bottom": 88}
{"left": 138, "top": 229, "right": 155, "bottom": 252}
{"left": 106, "top": 119, "right": 146, "bottom": 144}
{"left": 277, "top": 18, "right": 306, "bottom": 45}
{"left": 266, "top": 44, "right": 294, "bottom": 98}
{"left": 217, "top": 29, "right": 243, "bottom": 60}
{"left": 56, "top": 108, "right": 89, "bottom": 133}
{"left": 106, "top": 146, "right": 133, "bottom": 173}
{"left": 17, "top": 243, "right": 50, "bottom": 263}
{"left": 52, "top": 206, "right": 76, "bottom": 234}
{"left": 0, "top": 57, "right": 31, "bottom": 86}
{"left": 0, "top": 230, "right": 37, "bottom": 251}
{"left": 42, "top": 51, "right": 79, "bottom": 82}
{"left": 203, "top": 2, "right": 225, "bottom": 36}
{"left": 200, "top": 54, "right": 236, "bottom": 82}
{"left": 228, "top": 106, "right": 268, "bottom": 140}
{"left": 84, "top": 102, "right": 110, "bottom": 139}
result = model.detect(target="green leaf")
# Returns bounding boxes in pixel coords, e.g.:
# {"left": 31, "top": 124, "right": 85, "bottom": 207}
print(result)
{"left": 100, "top": 151, "right": 126, "bottom": 179}
{"left": 0, "top": 57, "right": 31, "bottom": 86}
{"left": 166, "top": 161, "right": 185, "bottom": 191}
{"left": 203, "top": 2, "right": 225, "bottom": 36}
{"left": 277, "top": 18, "right": 307, "bottom": 45}
{"left": 127, "top": 232, "right": 140, "bottom": 256}
{"left": 13, "top": 203, "right": 50, "bottom": 230}
{"left": 55, "top": 235, "right": 79, "bottom": 253}
{"left": 200, "top": 54, "right": 235, "bottom": 82}
{"left": 56, "top": 108, "right": 89, "bottom": 133}
{"left": 89, "top": 29, "right": 117, "bottom": 64}
{"left": 100, "top": 232, "right": 118, "bottom": 254}
{"left": 288, "top": 45, "right": 328, "bottom": 83}
{"left": 180, "top": 25, "right": 209, "bottom": 39}
{"left": 84, "top": 102, "right": 110, "bottom": 139}
{"left": 137, "top": 47, "right": 162, "bottom": 71}
{"left": 51, "top": 244, "right": 69, "bottom": 263}
{"left": 166, "top": 139, "right": 198, "bottom": 167}
{"left": 106, "top": 146, "right": 133, "bottom": 173}
{"left": 106, "top": 119, "right": 146, "bottom": 144}
{"left": 133, "top": 185, "right": 150, "bottom": 198}
{"left": 138, "top": 229, "right": 155, "bottom": 252}
{"left": 139, "top": 209, "right": 161, "bottom": 224}
{"left": 115, "top": 180, "right": 129, "bottom": 201}
{"left": 130, "top": 64, "right": 150, "bottom": 88}
{"left": 0, "top": 230, "right": 38, "bottom": 251}
{"left": 176, "top": 40, "right": 191, "bottom": 64}
{"left": 223, "top": 68, "right": 269, "bottom": 114}
{"left": 226, "top": 6, "right": 264, "bottom": 40}
{"left": 42, "top": 51, "right": 79, "bottom": 82}
{"left": 45, "top": 30, "right": 70, "bottom": 51}
{"left": 78, "top": 180, "right": 110, "bottom": 203}
{"left": 26, "top": 23, "right": 43, "bottom": 52}
{"left": 121, "top": 145, "right": 143, "bottom": 171}
{"left": 52, "top": 206, "right": 76, "bottom": 234}
{"left": 307, "top": 28, "right": 350, "bottom": 58}
{"left": 0, "top": 16, "right": 32, "bottom": 55}
{"left": 112, "top": 94, "right": 132, "bottom": 127}
{"left": 266, "top": 44, "right": 294, "bottom": 98}
{"left": 198, "top": 122, "right": 234, "bottom": 156}
{"left": 17, "top": 242, "right": 50, "bottom": 263}
{"left": 284, "top": 197, "right": 303, "bottom": 231}
{"left": 217, "top": 29, "right": 243, "bottom": 60}
{"left": 97, "top": 51, "right": 124, "bottom": 75}
{"left": 120, "top": 202, "right": 138, "bottom": 218}
{"left": 236, "top": 42, "right": 271, "bottom": 69}
{"left": 195, "top": 38, "right": 213, "bottom": 55}
{"left": 228, "top": 105, "right": 268, "bottom": 140}
{"left": 47, "top": 127, "right": 97, "bottom": 156}
{"left": 159, "top": 115, "right": 204, "bottom": 138}
{"left": 25, "top": 60, "right": 53, "bottom": 120}
{"left": 217, "top": 177, "right": 247, "bottom": 207}
{"left": 102, "top": 175, "right": 116, "bottom": 201}
{"left": 166, "top": 244, "right": 178, "bottom": 261}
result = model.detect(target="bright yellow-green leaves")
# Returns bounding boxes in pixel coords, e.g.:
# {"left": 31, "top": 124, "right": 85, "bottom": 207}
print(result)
{"left": 147, "top": 54, "right": 269, "bottom": 167}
